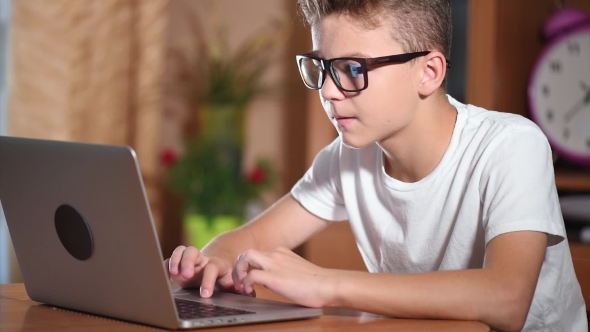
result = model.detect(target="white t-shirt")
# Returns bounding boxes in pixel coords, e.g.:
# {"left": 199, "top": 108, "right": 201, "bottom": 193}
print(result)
{"left": 291, "top": 96, "right": 587, "bottom": 331}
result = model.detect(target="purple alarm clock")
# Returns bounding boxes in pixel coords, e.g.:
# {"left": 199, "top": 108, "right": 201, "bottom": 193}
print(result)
{"left": 528, "top": 8, "right": 590, "bottom": 165}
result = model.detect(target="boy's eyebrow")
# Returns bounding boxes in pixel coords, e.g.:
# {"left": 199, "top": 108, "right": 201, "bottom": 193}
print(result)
{"left": 308, "top": 50, "right": 372, "bottom": 59}
{"left": 338, "top": 52, "right": 371, "bottom": 58}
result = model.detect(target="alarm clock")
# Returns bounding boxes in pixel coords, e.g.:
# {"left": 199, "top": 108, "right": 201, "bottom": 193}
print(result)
{"left": 528, "top": 8, "right": 590, "bottom": 165}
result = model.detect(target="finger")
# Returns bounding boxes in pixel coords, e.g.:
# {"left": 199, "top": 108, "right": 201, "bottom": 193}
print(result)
{"left": 231, "top": 252, "right": 246, "bottom": 290}
{"left": 180, "top": 247, "right": 203, "bottom": 279}
{"left": 168, "top": 246, "right": 187, "bottom": 275}
{"left": 164, "top": 259, "right": 171, "bottom": 279}
{"left": 242, "top": 270, "right": 272, "bottom": 295}
{"left": 199, "top": 261, "right": 222, "bottom": 298}
{"left": 232, "top": 250, "right": 266, "bottom": 291}
{"left": 213, "top": 259, "right": 235, "bottom": 291}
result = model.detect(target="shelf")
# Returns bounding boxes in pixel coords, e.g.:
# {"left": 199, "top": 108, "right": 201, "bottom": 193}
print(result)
{"left": 555, "top": 165, "right": 590, "bottom": 192}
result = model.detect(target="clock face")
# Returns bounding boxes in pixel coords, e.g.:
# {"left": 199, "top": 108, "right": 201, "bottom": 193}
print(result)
{"left": 528, "top": 26, "right": 590, "bottom": 164}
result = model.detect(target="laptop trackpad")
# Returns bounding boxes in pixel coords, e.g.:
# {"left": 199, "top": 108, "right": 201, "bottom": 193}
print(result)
{"left": 172, "top": 287, "right": 307, "bottom": 313}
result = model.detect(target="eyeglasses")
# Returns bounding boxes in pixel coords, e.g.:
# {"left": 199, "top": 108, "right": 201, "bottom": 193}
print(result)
{"left": 296, "top": 51, "right": 450, "bottom": 92}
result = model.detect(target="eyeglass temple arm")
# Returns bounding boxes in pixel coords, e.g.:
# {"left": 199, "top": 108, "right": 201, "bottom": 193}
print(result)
{"left": 366, "top": 52, "right": 452, "bottom": 69}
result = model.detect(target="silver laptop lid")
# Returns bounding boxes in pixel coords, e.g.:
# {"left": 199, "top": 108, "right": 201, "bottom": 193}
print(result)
{"left": 0, "top": 136, "right": 179, "bottom": 329}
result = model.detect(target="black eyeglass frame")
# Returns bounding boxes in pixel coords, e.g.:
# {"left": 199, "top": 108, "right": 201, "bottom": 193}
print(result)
{"left": 296, "top": 51, "right": 451, "bottom": 92}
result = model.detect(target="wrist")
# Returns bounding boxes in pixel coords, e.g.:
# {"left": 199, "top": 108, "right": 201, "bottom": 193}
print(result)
{"left": 319, "top": 268, "right": 345, "bottom": 308}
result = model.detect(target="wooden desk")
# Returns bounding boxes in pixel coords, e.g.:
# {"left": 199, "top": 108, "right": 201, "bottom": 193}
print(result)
{"left": 0, "top": 283, "right": 490, "bottom": 331}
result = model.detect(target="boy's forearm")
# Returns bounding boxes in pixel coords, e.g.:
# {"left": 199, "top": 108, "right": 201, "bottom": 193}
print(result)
{"left": 200, "top": 194, "right": 329, "bottom": 265}
{"left": 328, "top": 269, "right": 529, "bottom": 332}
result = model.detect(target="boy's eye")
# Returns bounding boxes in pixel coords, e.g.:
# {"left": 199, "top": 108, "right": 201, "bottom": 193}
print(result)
{"left": 348, "top": 64, "right": 363, "bottom": 77}
{"left": 332, "top": 60, "right": 364, "bottom": 77}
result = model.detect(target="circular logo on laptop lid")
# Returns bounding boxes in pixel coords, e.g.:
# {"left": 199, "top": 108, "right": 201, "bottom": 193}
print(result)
{"left": 54, "top": 204, "right": 94, "bottom": 261}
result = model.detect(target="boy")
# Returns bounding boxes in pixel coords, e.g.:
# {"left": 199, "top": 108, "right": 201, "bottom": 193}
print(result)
{"left": 166, "top": 1, "right": 587, "bottom": 331}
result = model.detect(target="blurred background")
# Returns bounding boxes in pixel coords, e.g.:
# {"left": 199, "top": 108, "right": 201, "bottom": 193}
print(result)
{"left": 0, "top": 1, "right": 589, "bottom": 311}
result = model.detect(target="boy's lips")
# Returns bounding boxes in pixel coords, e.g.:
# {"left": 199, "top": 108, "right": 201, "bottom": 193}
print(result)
{"left": 334, "top": 116, "right": 356, "bottom": 126}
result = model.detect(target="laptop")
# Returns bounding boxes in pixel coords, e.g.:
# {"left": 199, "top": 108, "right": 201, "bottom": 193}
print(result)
{"left": 0, "top": 136, "right": 322, "bottom": 329}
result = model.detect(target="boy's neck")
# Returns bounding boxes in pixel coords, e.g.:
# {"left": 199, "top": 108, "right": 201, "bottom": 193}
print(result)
{"left": 379, "top": 92, "right": 457, "bottom": 183}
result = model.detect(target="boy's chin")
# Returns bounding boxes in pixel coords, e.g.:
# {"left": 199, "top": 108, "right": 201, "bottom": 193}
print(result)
{"left": 340, "top": 133, "right": 374, "bottom": 150}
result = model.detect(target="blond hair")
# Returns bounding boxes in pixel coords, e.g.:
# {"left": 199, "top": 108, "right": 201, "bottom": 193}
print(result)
{"left": 297, "top": 0, "right": 452, "bottom": 59}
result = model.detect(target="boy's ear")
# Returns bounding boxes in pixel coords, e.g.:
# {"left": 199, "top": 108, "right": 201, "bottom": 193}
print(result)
{"left": 417, "top": 51, "right": 447, "bottom": 96}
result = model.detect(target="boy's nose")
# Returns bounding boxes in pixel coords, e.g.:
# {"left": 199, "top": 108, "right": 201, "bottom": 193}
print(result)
{"left": 320, "top": 72, "right": 345, "bottom": 101}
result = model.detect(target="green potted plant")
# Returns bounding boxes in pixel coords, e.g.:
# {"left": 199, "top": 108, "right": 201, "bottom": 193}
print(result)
{"left": 161, "top": 15, "right": 285, "bottom": 248}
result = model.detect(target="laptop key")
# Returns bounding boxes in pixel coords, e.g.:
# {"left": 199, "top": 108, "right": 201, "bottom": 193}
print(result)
{"left": 174, "top": 298, "right": 256, "bottom": 320}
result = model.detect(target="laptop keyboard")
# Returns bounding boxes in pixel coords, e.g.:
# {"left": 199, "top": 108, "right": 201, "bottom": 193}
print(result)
{"left": 174, "top": 298, "right": 256, "bottom": 319}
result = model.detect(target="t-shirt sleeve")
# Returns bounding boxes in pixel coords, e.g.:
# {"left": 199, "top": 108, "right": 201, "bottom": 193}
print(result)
{"left": 290, "top": 138, "right": 348, "bottom": 221}
{"left": 480, "top": 127, "right": 566, "bottom": 246}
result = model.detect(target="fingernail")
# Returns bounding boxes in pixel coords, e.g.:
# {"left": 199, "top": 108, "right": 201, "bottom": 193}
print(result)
{"left": 182, "top": 268, "right": 191, "bottom": 276}
{"left": 200, "top": 287, "right": 210, "bottom": 297}
{"left": 170, "top": 267, "right": 177, "bottom": 274}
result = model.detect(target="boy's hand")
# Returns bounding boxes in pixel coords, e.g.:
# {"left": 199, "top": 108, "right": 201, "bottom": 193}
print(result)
{"left": 231, "top": 247, "right": 335, "bottom": 308}
{"left": 165, "top": 245, "right": 240, "bottom": 298}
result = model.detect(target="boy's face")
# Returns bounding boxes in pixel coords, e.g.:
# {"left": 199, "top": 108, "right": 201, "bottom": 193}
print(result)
{"left": 311, "top": 14, "right": 422, "bottom": 148}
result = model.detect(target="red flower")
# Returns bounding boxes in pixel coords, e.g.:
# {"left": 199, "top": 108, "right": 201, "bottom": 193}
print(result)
{"left": 161, "top": 149, "right": 178, "bottom": 168}
{"left": 248, "top": 167, "right": 266, "bottom": 184}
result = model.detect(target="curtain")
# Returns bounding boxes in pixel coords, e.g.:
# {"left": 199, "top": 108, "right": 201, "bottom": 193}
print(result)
{"left": 8, "top": 0, "right": 168, "bottom": 231}
{"left": 6, "top": 0, "right": 169, "bottom": 281}
{"left": 0, "top": 0, "right": 12, "bottom": 284}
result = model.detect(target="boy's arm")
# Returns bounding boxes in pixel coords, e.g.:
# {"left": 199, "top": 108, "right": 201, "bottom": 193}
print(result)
{"left": 166, "top": 193, "right": 330, "bottom": 293}
{"left": 233, "top": 230, "right": 547, "bottom": 332}
{"left": 202, "top": 193, "right": 329, "bottom": 263}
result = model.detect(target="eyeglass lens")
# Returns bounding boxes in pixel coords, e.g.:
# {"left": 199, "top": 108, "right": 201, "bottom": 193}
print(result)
{"left": 299, "top": 58, "right": 324, "bottom": 89}
{"left": 299, "top": 58, "right": 365, "bottom": 91}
